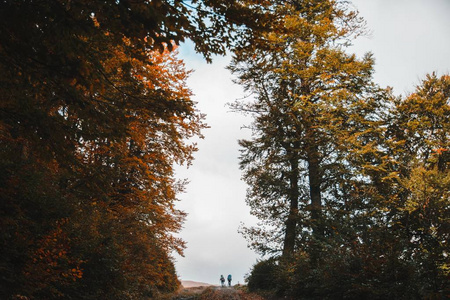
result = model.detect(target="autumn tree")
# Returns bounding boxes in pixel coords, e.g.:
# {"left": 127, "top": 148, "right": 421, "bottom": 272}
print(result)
{"left": 231, "top": 0, "right": 385, "bottom": 260}
{"left": 0, "top": 0, "right": 284, "bottom": 297}
{"left": 379, "top": 73, "right": 450, "bottom": 297}
{"left": 0, "top": 33, "right": 203, "bottom": 298}
{"left": 229, "top": 0, "right": 448, "bottom": 297}
{"left": 311, "top": 72, "right": 450, "bottom": 299}
{"left": 0, "top": 0, "right": 272, "bottom": 297}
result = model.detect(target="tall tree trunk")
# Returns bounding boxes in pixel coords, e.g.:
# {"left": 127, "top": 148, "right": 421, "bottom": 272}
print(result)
{"left": 308, "top": 153, "right": 322, "bottom": 236}
{"left": 306, "top": 141, "right": 324, "bottom": 265}
{"left": 282, "top": 151, "right": 300, "bottom": 258}
{"left": 305, "top": 124, "right": 323, "bottom": 238}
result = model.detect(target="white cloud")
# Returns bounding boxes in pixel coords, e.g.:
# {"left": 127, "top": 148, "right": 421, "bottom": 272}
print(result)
{"left": 174, "top": 48, "right": 257, "bottom": 284}
{"left": 350, "top": 0, "right": 450, "bottom": 94}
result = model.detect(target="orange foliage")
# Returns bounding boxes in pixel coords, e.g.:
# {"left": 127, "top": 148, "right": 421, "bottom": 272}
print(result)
{"left": 433, "top": 148, "right": 448, "bottom": 155}
{"left": 23, "top": 219, "right": 84, "bottom": 296}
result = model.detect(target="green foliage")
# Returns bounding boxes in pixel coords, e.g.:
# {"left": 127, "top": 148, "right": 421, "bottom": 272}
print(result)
{"left": 231, "top": 0, "right": 385, "bottom": 258}
{"left": 233, "top": 1, "right": 449, "bottom": 299}
{"left": 246, "top": 259, "right": 280, "bottom": 292}
{"left": 242, "top": 72, "right": 450, "bottom": 299}
{"left": 284, "top": 246, "right": 420, "bottom": 300}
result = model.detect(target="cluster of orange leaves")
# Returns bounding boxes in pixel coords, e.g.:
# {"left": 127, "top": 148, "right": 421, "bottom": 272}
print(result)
{"left": 24, "top": 218, "right": 84, "bottom": 286}
{"left": 433, "top": 147, "right": 448, "bottom": 155}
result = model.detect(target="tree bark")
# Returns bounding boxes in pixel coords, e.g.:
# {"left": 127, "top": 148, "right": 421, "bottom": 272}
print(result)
{"left": 306, "top": 136, "right": 323, "bottom": 238}
{"left": 282, "top": 147, "right": 300, "bottom": 259}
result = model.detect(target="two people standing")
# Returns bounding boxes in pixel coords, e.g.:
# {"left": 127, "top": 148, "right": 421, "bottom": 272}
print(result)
{"left": 220, "top": 274, "right": 232, "bottom": 287}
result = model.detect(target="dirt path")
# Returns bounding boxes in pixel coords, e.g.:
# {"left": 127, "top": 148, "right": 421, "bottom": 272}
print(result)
{"left": 172, "top": 286, "right": 265, "bottom": 300}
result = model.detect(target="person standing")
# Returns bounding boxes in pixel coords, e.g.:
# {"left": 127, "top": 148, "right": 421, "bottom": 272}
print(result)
{"left": 220, "top": 275, "right": 225, "bottom": 287}
{"left": 227, "top": 274, "right": 232, "bottom": 287}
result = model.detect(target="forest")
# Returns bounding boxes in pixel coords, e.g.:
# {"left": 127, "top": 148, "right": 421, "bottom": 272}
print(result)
{"left": 0, "top": 1, "right": 448, "bottom": 299}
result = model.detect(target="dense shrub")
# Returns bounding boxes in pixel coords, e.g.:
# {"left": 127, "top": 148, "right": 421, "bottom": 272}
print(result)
{"left": 246, "top": 259, "right": 280, "bottom": 292}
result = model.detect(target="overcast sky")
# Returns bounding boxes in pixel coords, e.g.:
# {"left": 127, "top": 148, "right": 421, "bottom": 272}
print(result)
{"left": 173, "top": 0, "right": 450, "bottom": 285}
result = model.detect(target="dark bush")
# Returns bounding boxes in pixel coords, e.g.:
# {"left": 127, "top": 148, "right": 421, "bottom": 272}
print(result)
{"left": 246, "top": 258, "right": 280, "bottom": 292}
